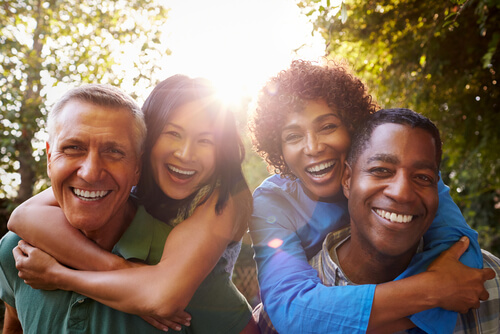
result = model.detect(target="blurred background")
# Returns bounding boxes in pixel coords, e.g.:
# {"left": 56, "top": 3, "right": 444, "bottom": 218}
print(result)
{"left": 1, "top": 0, "right": 499, "bottom": 319}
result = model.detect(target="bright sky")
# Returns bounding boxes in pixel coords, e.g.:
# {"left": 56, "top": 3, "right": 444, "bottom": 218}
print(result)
{"left": 156, "top": 0, "right": 326, "bottom": 104}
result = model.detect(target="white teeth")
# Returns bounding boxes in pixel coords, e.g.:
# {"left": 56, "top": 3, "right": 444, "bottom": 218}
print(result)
{"left": 376, "top": 209, "right": 413, "bottom": 224}
{"left": 168, "top": 165, "right": 195, "bottom": 176}
{"left": 73, "top": 188, "right": 109, "bottom": 201}
{"left": 306, "top": 161, "right": 335, "bottom": 173}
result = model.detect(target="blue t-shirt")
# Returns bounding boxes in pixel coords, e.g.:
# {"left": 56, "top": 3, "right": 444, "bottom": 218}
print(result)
{"left": 249, "top": 174, "right": 482, "bottom": 334}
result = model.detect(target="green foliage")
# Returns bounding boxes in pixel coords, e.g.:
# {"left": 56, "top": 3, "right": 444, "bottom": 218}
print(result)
{"left": 0, "top": 0, "right": 168, "bottom": 204}
{"left": 302, "top": 0, "right": 500, "bottom": 253}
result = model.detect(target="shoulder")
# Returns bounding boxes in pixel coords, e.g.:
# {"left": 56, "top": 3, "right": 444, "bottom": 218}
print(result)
{"left": 456, "top": 249, "right": 500, "bottom": 333}
{"left": 253, "top": 174, "right": 297, "bottom": 195}
{"left": 482, "top": 249, "right": 500, "bottom": 276}
{"left": 253, "top": 175, "right": 307, "bottom": 208}
{"left": 252, "top": 175, "right": 320, "bottom": 222}
{"left": 0, "top": 232, "right": 21, "bottom": 258}
{"left": 480, "top": 249, "right": 500, "bottom": 311}
{"left": 0, "top": 232, "right": 22, "bottom": 283}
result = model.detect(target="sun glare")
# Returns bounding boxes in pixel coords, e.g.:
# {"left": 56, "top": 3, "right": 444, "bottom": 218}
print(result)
{"left": 157, "top": 0, "right": 325, "bottom": 105}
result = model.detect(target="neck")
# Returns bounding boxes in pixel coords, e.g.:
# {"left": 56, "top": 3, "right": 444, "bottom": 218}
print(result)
{"left": 83, "top": 200, "right": 136, "bottom": 251}
{"left": 336, "top": 229, "right": 416, "bottom": 284}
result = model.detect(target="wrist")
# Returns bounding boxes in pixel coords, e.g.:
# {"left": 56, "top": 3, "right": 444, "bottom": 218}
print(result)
{"left": 412, "top": 271, "right": 442, "bottom": 309}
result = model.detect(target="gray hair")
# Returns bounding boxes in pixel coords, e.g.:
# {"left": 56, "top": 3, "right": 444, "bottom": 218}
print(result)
{"left": 47, "top": 84, "right": 146, "bottom": 155}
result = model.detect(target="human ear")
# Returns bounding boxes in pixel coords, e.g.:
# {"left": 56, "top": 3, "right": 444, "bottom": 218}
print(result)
{"left": 46, "top": 141, "right": 52, "bottom": 178}
{"left": 133, "top": 153, "right": 143, "bottom": 186}
{"left": 342, "top": 162, "right": 352, "bottom": 199}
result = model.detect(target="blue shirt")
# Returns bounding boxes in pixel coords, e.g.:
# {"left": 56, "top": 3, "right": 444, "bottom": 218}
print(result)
{"left": 249, "top": 174, "right": 482, "bottom": 334}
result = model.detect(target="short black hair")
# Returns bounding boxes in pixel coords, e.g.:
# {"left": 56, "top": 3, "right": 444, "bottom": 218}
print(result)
{"left": 347, "top": 108, "right": 442, "bottom": 171}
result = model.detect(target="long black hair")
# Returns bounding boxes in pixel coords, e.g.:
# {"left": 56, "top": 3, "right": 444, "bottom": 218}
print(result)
{"left": 134, "top": 75, "right": 248, "bottom": 221}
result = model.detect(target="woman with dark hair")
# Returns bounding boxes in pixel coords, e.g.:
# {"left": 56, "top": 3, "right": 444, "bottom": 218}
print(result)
{"left": 9, "top": 75, "right": 258, "bottom": 333}
{"left": 248, "top": 60, "right": 488, "bottom": 333}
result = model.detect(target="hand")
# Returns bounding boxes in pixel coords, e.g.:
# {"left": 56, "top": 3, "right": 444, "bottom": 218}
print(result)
{"left": 141, "top": 310, "right": 192, "bottom": 332}
{"left": 426, "top": 236, "right": 496, "bottom": 313}
{"left": 13, "top": 240, "right": 63, "bottom": 290}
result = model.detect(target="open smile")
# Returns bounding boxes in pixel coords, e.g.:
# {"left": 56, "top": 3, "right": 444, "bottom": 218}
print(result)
{"left": 375, "top": 209, "right": 414, "bottom": 224}
{"left": 305, "top": 160, "right": 336, "bottom": 178}
{"left": 72, "top": 188, "right": 110, "bottom": 201}
{"left": 167, "top": 164, "right": 196, "bottom": 180}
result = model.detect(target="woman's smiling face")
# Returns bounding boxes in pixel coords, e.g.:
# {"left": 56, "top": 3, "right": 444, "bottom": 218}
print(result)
{"left": 150, "top": 99, "right": 216, "bottom": 200}
{"left": 281, "top": 99, "right": 351, "bottom": 201}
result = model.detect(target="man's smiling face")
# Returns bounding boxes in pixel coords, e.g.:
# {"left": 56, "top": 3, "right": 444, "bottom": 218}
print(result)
{"left": 46, "top": 100, "right": 140, "bottom": 238}
{"left": 343, "top": 123, "right": 439, "bottom": 259}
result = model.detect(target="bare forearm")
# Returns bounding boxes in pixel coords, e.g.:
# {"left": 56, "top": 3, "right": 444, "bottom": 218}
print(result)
{"left": 8, "top": 190, "right": 127, "bottom": 271}
{"left": 54, "top": 262, "right": 197, "bottom": 318}
{"left": 368, "top": 273, "right": 438, "bottom": 330}
{"left": 3, "top": 303, "right": 23, "bottom": 334}
{"left": 368, "top": 238, "right": 494, "bottom": 330}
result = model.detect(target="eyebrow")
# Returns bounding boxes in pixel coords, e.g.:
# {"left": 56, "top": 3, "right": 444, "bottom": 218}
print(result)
{"left": 367, "top": 153, "right": 437, "bottom": 171}
{"left": 367, "top": 153, "right": 399, "bottom": 165}
{"left": 60, "top": 137, "right": 129, "bottom": 151}
{"left": 165, "top": 122, "right": 215, "bottom": 137}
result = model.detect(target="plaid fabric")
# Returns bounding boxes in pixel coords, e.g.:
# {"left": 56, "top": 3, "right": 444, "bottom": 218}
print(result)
{"left": 311, "top": 227, "right": 500, "bottom": 334}
{"left": 253, "top": 302, "right": 279, "bottom": 334}
{"left": 454, "top": 250, "right": 500, "bottom": 334}
{"left": 309, "top": 227, "right": 354, "bottom": 287}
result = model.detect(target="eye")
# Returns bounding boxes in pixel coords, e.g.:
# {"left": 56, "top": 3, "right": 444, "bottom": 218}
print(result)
{"left": 321, "top": 123, "right": 339, "bottom": 132}
{"left": 415, "top": 173, "right": 436, "bottom": 186}
{"left": 199, "top": 138, "right": 214, "bottom": 145}
{"left": 368, "top": 167, "right": 393, "bottom": 177}
{"left": 102, "top": 147, "right": 126, "bottom": 160}
{"left": 283, "top": 133, "right": 302, "bottom": 143}
{"left": 109, "top": 148, "right": 125, "bottom": 155}
{"left": 164, "top": 131, "right": 181, "bottom": 139}
{"left": 62, "top": 146, "right": 84, "bottom": 155}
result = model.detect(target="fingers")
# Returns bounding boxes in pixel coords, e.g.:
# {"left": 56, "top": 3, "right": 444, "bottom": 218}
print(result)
{"left": 444, "top": 236, "right": 469, "bottom": 260}
{"left": 141, "top": 315, "right": 187, "bottom": 332}
{"left": 479, "top": 289, "right": 490, "bottom": 301}
{"left": 12, "top": 246, "right": 23, "bottom": 259}
{"left": 12, "top": 246, "right": 27, "bottom": 270}
{"left": 169, "top": 313, "right": 191, "bottom": 327}
{"left": 482, "top": 268, "right": 496, "bottom": 281}
{"left": 141, "top": 315, "right": 170, "bottom": 331}
{"left": 17, "top": 240, "right": 32, "bottom": 253}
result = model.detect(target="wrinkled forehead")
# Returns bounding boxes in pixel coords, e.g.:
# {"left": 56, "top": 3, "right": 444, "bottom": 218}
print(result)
{"left": 362, "top": 123, "right": 438, "bottom": 169}
{"left": 53, "top": 101, "right": 138, "bottom": 152}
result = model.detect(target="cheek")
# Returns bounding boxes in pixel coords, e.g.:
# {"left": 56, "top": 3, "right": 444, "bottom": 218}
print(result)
{"left": 427, "top": 194, "right": 439, "bottom": 219}
{"left": 331, "top": 130, "right": 351, "bottom": 155}
{"left": 281, "top": 145, "right": 298, "bottom": 170}
{"left": 150, "top": 138, "right": 170, "bottom": 168}
{"left": 203, "top": 149, "right": 217, "bottom": 175}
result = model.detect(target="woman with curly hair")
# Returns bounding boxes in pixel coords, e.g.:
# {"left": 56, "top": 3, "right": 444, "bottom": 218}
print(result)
{"left": 248, "top": 60, "right": 486, "bottom": 333}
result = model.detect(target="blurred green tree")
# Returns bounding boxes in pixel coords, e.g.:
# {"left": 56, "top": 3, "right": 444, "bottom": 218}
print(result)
{"left": 300, "top": 0, "right": 500, "bottom": 253}
{"left": 0, "top": 0, "right": 169, "bottom": 206}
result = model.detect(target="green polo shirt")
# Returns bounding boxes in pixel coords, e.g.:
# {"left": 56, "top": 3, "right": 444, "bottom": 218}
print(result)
{"left": 0, "top": 205, "right": 252, "bottom": 333}
{"left": 0, "top": 206, "right": 172, "bottom": 334}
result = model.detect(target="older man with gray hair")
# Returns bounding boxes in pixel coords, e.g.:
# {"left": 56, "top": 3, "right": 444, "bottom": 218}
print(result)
{"left": 0, "top": 84, "right": 177, "bottom": 333}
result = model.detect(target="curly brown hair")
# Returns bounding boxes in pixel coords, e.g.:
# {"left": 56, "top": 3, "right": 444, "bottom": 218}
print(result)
{"left": 249, "top": 59, "right": 379, "bottom": 178}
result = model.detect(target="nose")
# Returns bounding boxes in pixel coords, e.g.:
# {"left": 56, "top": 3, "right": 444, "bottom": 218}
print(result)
{"left": 383, "top": 172, "right": 417, "bottom": 204}
{"left": 174, "top": 140, "right": 195, "bottom": 162}
{"left": 77, "top": 151, "right": 104, "bottom": 183}
{"left": 303, "top": 133, "right": 324, "bottom": 156}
